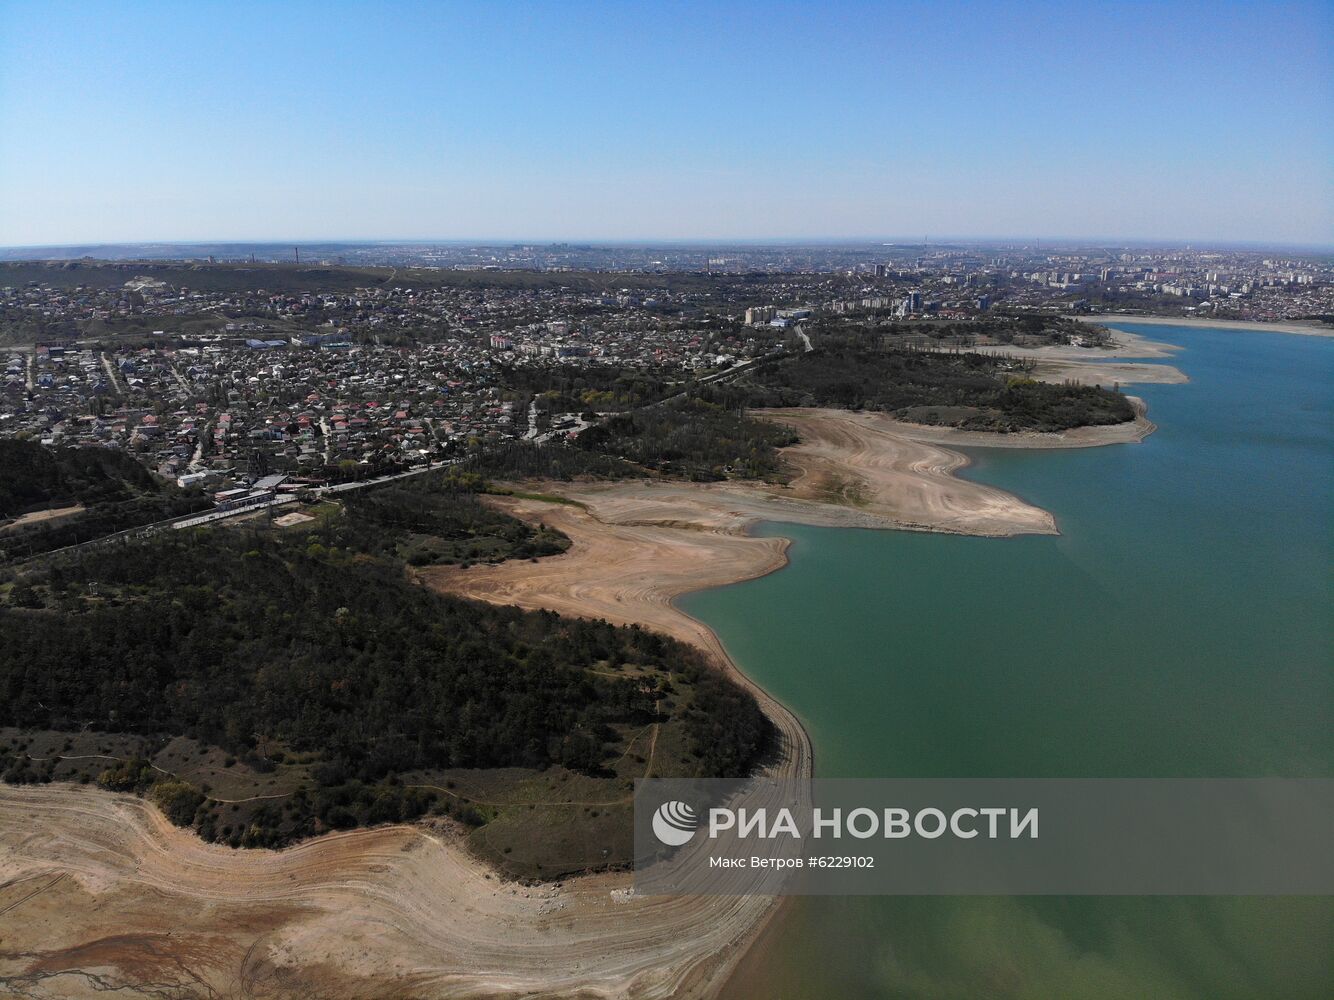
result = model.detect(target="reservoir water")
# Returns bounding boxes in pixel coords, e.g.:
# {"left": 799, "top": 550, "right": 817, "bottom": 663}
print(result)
{"left": 679, "top": 325, "right": 1333, "bottom": 999}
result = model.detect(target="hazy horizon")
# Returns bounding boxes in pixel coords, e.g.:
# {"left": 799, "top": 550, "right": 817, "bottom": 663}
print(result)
{"left": 2, "top": 0, "right": 1332, "bottom": 247}
{"left": 4, "top": 235, "right": 1332, "bottom": 255}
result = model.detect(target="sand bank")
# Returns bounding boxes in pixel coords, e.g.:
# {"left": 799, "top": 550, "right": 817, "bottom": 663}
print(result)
{"left": 974, "top": 326, "right": 1182, "bottom": 361}
{"left": 966, "top": 326, "right": 1188, "bottom": 385}
{"left": 750, "top": 408, "right": 1057, "bottom": 534}
{"left": 0, "top": 782, "right": 785, "bottom": 999}
{"left": 1078, "top": 313, "right": 1334, "bottom": 338}
{"left": 1029, "top": 358, "right": 1188, "bottom": 386}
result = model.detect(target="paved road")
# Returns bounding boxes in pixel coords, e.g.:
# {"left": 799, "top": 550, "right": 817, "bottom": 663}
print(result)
{"left": 167, "top": 361, "right": 191, "bottom": 392}
{"left": 319, "top": 416, "right": 335, "bottom": 464}
{"left": 99, "top": 352, "right": 124, "bottom": 393}
{"left": 315, "top": 459, "right": 458, "bottom": 495}
{"left": 172, "top": 494, "right": 299, "bottom": 529}
{"left": 188, "top": 418, "right": 212, "bottom": 470}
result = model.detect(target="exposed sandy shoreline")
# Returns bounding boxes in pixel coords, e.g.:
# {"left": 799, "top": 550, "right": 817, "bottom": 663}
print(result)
{"left": 0, "top": 399, "right": 1157, "bottom": 998}
{"left": 1077, "top": 313, "right": 1334, "bottom": 338}
{"left": 1030, "top": 359, "right": 1188, "bottom": 386}
{"left": 968, "top": 326, "right": 1188, "bottom": 386}
{"left": 0, "top": 782, "right": 789, "bottom": 998}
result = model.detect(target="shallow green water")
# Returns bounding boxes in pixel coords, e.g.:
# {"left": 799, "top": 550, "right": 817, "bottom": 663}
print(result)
{"left": 678, "top": 325, "right": 1333, "bottom": 999}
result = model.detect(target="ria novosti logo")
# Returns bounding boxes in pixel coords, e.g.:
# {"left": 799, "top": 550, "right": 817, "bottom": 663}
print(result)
{"left": 651, "top": 800, "right": 699, "bottom": 846}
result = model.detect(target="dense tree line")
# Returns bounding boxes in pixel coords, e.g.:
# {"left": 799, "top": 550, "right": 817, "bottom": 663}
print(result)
{"left": 0, "top": 493, "right": 214, "bottom": 563}
{"left": 461, "top": 439, "right": 646, "bottom": 481}
{"left": 497, "top": 362, "right": 677, "bottom": 412}
{"left": 575, "top": 396, "right": 796, "bottom": 481}
{"left": 0, "top": 439, "right": 212, "bottom": 561}
{"left": 1, "top": 504, "right": 771, "bottom": 846}
{"left": 733, "top": 346, "right": 1134, "bottom": 432}
{"left": 336, "top": 477, "right": 569, "bottom": 565}
{"left": 0, "top": 438, "right": 163, "bottom": 516}
{"left": 816, "top": 315, "right": 1113, "bottom": 349}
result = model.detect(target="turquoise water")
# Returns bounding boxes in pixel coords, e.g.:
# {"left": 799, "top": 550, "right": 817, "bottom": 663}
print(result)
{"left": 679, "top": 326, "right": 1333, "bottom": 999}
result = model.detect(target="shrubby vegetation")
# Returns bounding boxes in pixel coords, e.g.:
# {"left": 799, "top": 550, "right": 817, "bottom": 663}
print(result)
{"left": 0, "top": 438, "right": 163, "bottom": 516}
{"left": 0, "top": 439, "right": 211, "bottom": 561}
{"left": 337, "top": 475, "right": 569, "bottom": 566}
{"left": 575, "top": 396, "right": 796, "bottom": 481}
{"left": 735, "top": 346, "right": 1134, "bottom": 432}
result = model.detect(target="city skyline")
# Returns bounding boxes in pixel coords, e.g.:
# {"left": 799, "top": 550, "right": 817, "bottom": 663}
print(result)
{"left": 1, "top": 0, "right": 1332, "bottom": 246}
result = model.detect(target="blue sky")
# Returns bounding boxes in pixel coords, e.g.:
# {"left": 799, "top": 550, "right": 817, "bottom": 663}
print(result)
{"left": 1, "top": 0, "right": 1330, "bottom": 246}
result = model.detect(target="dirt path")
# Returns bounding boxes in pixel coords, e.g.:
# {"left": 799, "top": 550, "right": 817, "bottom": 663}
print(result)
{"left": 0, "top": 505, "right": 85, "bottom": 532}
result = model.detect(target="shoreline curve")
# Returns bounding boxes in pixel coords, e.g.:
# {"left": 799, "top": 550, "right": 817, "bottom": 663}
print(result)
{"left": 0, "top": 400, "right": 1158, "bottom": 999}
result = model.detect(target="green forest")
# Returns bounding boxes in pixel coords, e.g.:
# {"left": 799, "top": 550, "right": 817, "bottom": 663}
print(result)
{"left": 452, "top": 344, "right": 1132, "bottom": 487}
{"left": 812, "top": 314, "right": 1112, "bottom": 349}
{"left": 337, "top": 475, "right": 570, "bottom": 566}
{"left": 730, "top": 346, "right": 1134, "bottom": 432}
{"left": 0, "top": 437, "right": 164, "bottom": 515}
{"left": 574, "top": 395, "right": 797, "bottom": 481}
{"left": 0, "top": 489, "right": 771, "bottom": 871}
{"left": 0, "top": 439, "right": 211, "bottom": 561}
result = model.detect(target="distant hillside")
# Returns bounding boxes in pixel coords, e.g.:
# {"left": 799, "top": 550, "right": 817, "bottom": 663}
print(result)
{"left": 0, "top": 438, "right": 162, "bottom": 517}
{"left": 0, "top": 439, "right": 210, "bottom": 560}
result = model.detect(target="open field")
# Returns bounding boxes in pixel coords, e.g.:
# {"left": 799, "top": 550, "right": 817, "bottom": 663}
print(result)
{"left": 0, "top": 504, "right": 85, "bottom": 532}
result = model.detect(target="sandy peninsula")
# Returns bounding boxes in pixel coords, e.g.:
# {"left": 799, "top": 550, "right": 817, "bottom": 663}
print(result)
{"left": 0, "top": 399, "right": 1156, "bottom": 998}
{"left": 965, "top": 324, "right": 1188, "bottom": 386}
{"left": 1078, "top": 313, "right": 1334, "bottom": 338}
